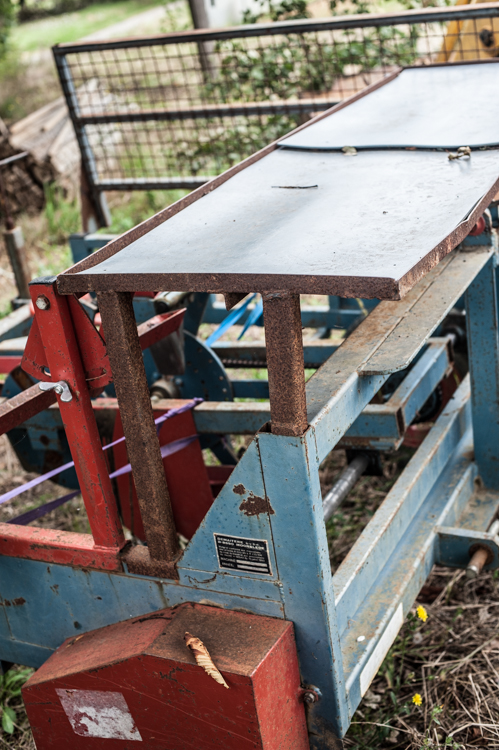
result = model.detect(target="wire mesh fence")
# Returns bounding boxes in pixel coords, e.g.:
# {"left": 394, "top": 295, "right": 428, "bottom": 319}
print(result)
{"left": 53, "top": 3, "right": 499, "bottom": 210}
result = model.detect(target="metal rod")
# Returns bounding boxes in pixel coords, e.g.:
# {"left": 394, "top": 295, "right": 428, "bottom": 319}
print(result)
{"left": 262, "top": 291, "right": 308, "bottom": 437}
{"left": 0, "top": 151, "right": 28, "bottom": 168}
{"left": 322, "top": 454, "right": 369, "bottom": 523}
{"left": 466, "top": 547, "right": 490, "bottom": 579}
{"left": 97, "top": 290, "right": 180, "bottom": 564}
{"left": 3, "top": 227, "right": 31, "bottom": 298}
{"left": 75, "top": 100, "right": 339, "bottom": 125}
{"left": 52, "top": 2, "right": 499, "bottom": 51}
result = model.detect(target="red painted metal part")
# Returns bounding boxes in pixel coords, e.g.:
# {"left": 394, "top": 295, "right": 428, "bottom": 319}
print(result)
{"left": 135, "top": 308, "right": 185, "bottom": 349}
{"left": 23, "top": 603, "right": 310, "bottom": 750}
{"left": 23, "top": 280, "right": 125, "bottom": 552}
{"left": 468, "top": 215, "right": 486, "bottom": 236}
{"left": 0, "top": 525, "right": 122, "bottom": 571}
{"left": 207, "top": 465, "right": 234, "bottom": 497}
{"left": 0, "top": 295, "right": 186, "bottom": 568}
{"left": 22, "top": 297, "right": 112, "bottom": 394}
{"left": 0, "top": 356, "right": 22, "bottom": 373}
{"left": 113, "top": 409, "right": 215, "bottom": 540}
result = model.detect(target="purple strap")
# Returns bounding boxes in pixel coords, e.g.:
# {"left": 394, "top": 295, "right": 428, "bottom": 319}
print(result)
{"left": 0, "top": 398, "right": 202, "bottom": 506}
{"left": 7, "top": 435, "right": 198, "bottom": 525}
{"left": 109, "top": 435, "right": 197, "bottom": 479}
{"left": 7, "top": 491, "right": 81, "bottom": 525}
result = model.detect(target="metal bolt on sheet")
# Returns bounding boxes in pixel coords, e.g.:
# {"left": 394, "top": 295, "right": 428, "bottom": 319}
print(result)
{"left": 36, "top": 295, "right": 50, "bottom": 310}
{"left": 300, "top": 686, "right": 321, "bottom": 704}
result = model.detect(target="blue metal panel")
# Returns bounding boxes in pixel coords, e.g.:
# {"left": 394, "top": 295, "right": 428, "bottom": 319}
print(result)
{"left": 0, "top": 304, "right": 32, "bottom": 342}
{"left": 437, "top": 526, "right": 499, "bottom": 568}
{"left": 334, "top": 377, "right": 471, "bottom": 636}
{"left": 258, "top": 428, "right": 349, "bottom": 744}
{"left": 231, "top": 380, "right": 269, "bottom": 399}
{"left": 0, "top": 556, "right": 283, "bottom": 669}
{"left": 192, "top": 404, "right": 270, "bottom": 434}
{"left": 342, "top": 425, "right": 477, "bottom": 711}
{"left": 203, "top": 299, "right": 367, "bottom": 330}
{"left": 179, "top": 438, "right": 279, "bottom": 582}
{"left": 309, "top": 371, "right": 387, "bottom": 463}
{"left": 391, "top": 339, "right": 450, "bottom": 428}
{"left": 465, "top": 256, "right": 499, "bottom": 489}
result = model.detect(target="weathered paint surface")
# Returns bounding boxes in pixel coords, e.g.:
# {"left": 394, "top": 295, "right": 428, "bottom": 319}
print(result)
{"left": 23, "top": 603, "right": 309, "bottom": 750}
{"left": 56, "top": 689, "right": 143, "bottom": 740}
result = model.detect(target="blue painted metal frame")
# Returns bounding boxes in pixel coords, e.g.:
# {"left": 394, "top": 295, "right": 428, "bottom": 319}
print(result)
{"left": 1, "top": 236, "right": 499, "bottom": 746}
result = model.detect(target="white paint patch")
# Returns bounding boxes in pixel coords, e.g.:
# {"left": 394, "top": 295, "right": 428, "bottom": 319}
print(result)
{"left": 360, "top": 604, "right": 404, "bottom": 697}
{"left": 56, "top": 688, "right": 143, "bottom": 741}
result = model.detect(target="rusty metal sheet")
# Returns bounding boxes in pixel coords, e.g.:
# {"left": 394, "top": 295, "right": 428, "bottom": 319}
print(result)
{"left": 57, "top": 149, "right": 499, "bottom": 300}
{"left": 279, "top": 62, "right": 499, "bottom": 150}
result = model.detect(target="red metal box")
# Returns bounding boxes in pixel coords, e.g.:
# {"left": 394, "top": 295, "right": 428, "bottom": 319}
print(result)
{"left": 23, "top": 602, "right": 309, "bottom": 750}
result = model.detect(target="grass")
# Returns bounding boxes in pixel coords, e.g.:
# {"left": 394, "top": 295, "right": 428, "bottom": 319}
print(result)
{"left": 0, "top": 187, "right": 186, "bottom": 312}
{"left": 10, "top": 0, "right": 168, "bottom": 52}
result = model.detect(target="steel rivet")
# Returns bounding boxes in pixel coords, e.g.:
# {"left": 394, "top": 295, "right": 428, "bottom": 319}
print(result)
{"left": 36, "top": 295, "right": 50, "bottom": 310}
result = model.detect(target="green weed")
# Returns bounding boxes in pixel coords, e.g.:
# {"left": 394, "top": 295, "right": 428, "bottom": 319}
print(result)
{"left": 0, "top": 666, "right": 33, "bottom": 735}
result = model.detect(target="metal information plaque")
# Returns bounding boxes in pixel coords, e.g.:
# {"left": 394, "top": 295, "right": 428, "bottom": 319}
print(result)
{"left": 214, "top": 534, "right": 272, "bottom": 576}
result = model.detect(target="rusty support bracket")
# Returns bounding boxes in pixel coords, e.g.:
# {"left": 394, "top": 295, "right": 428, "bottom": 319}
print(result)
{"left": 97, "top": 290, "right": 180, "bottom": 576}
{"left": 223, "top": 293, "right": 248, "bottom": 311}
{"left": 262, "top": 291, "right": 308, "bottom": 437}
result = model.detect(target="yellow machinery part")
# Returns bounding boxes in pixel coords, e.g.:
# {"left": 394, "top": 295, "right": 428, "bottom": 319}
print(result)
{"left": 437, "top": 0, "right": 499, "bottom": 62}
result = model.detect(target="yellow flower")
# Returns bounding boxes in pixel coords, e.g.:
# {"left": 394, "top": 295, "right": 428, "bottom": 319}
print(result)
{"left": 416, "top": 605, "right": 428, "bottom": 623}
{"left": 412, "top": 693, "right": 423, "bottom": 706}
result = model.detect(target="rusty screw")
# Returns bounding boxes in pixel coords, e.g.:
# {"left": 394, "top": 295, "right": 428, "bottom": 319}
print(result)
{"left": 36, "top": 295, "right": 50, "bottom": 311}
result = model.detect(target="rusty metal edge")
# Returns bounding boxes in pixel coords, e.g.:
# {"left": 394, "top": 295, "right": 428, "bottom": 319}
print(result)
{"left": 56, "top": 70, "right": 400, "bottom": 293}
{"left": 57, "top": 272, "right": 401, "bottom": 298}
{"left": 396, "top": 175, "right": 499, "bottom": 299}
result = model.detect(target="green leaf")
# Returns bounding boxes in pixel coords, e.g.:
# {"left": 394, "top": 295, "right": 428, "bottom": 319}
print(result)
{"left": 2, "top": 706, "right": 16, "bottom": 734}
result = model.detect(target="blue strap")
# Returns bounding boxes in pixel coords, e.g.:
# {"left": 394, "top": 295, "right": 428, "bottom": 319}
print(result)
{"left": 238, "top": 297, "right": 263, "bottom": 340}
{"left": 205, "top": 294, "right": 256, "bottom": 347}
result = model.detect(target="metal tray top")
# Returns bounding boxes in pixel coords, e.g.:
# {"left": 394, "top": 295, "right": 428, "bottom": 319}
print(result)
{"left": 279, "top": 62, "right": 499, "bottom": 151}
{"left": 58, "top": 148, "right": 499, "bottom": 299}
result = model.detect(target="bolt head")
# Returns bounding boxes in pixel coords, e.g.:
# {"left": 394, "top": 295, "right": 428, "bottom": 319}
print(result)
{"left": 303, "top": 691, "right": 317, "bottom": 704}
{"left": 36, "top": 295, "right": 50, "bottom": 310}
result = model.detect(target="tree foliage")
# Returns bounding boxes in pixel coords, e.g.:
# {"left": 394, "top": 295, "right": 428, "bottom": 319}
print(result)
{"left": 0, "top": 0, "right": 13, "bottom": 59}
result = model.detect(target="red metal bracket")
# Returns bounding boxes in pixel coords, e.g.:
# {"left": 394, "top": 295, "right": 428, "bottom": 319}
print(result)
{"left": 28, "top": 279, "right": 125, "bottom": 550}
{"left": 22, "top": 296, "right": 112, "bottom": 394}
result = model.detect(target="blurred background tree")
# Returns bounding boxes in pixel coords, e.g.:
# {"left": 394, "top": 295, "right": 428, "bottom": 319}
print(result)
{"left": 0, "top": 0, "right": 13, "bottom": 58}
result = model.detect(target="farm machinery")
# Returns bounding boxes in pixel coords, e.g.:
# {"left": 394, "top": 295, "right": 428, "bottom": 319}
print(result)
{"left": 1, "top": 11, "right": 499, "bottom": 749}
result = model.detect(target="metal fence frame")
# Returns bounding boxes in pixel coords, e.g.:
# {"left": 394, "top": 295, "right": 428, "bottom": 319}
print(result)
{"left": 53, "top": 2, "right": 499, "bottom": 227}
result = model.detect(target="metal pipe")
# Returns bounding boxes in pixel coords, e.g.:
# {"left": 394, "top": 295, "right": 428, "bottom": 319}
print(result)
{"left": 154, "top": 291, "right": 191, "bottom": 309}
{"left": 466, "top": 547, "right": 490, "bottom": 579}
{"left": 323, "top": 454, "right": 369, "bottom": 523}
{"left": 466, "top": 519, "right": 499, "bottom": 579}
{"left": 51, "top": 3, "right": 499, "bottom": 51}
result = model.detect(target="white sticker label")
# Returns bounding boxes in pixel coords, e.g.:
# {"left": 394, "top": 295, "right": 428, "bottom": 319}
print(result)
{"left": 359, "top": 604, "right": 404, "bottom": 697}
{"left": 56, "top": 689, "right": 143, "bottom": 741}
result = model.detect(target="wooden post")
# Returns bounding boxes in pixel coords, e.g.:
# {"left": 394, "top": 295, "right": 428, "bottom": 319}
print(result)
{"left": 4, "top": 226, "right": 30, "bottom": 299}
{"left": 186, "top": 0, "right": 216, "bottom": 79}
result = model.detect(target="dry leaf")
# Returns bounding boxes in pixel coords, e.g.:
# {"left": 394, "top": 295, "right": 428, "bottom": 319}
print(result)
{"left": 185, "top": 632, "right": 229, "bottom": 689}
